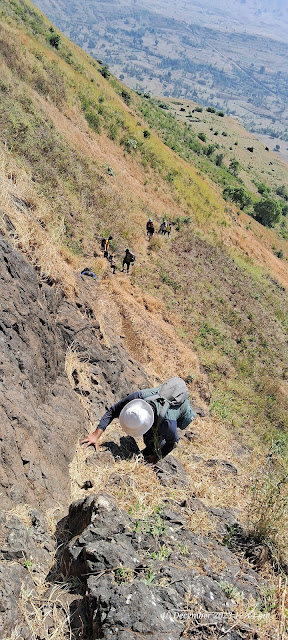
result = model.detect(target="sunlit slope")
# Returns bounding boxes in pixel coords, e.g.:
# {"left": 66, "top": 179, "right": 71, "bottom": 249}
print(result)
{"left": 0, "top": 0, "right": 287, "bottom": 451}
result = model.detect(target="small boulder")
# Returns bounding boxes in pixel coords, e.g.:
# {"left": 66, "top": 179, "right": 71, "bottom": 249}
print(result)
{"left": 205, "top": 459, "right": 238, "bottom": 475}
{"left": 155, "top": 455, "right": 188, "bottom": 487}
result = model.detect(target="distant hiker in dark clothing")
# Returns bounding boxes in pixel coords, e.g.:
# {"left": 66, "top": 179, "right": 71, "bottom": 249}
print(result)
{"left": 146, "top": 218, "right": 155, "bottom": 240}
{"left": 81, "top": 267, "right": 98, "bottom": 279}
{"left": 81, "top": 377, "right": 195, "bottom": 463}
{"left": 109, "top": 254, "right": 117, "bottom": 274}
{"left": 159, "top": 220, "right": 167, "bottom": 235}
{"left": 121, "top": 248, "right": 135, "bottom": 273}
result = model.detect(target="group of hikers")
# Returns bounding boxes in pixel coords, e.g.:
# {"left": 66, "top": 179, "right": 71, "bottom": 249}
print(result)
{"left": 101, "top": 236, "right": 118, "bottom": 273}
{"left": 98, "top": 216, "right": 172, "bottom": 274}
{"left": 101, "top": 236, "right": 136, "bottom": 273}
{"left": 81, "top": 216, "right": 172, "bottom": 280}
{"left": 146, "top": 218, "right": 172, "bottom": 240}
{"left": 80, "top": 218, "right": 195, "bottom": 465}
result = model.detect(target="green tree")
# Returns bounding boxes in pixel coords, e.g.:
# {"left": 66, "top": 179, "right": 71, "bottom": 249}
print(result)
{"left": 276, "top": 185, "right": 288, "bottom": 201}
{"left": 254, "top": 198, "right": 282, "bottom": 227}
{"left": 223, "top": 186, "right": 251, "bottom": 210}
{"left": 198, "top": 132, "right": 207, "bottom": 142}
{"left": 215, "top": 153, "right": 224, "bottom": 166}
{"left": 203, "top": 143, "right": 215, "bottom": 157}
{"left": 228, "top": 158, "right": 240, "bottom": 176}
{"left": 100, "top": 65, "right": 110, "bottom": 79}
{"left": 49, "top": 33, "right": 60, "bottom": 49}
{"left": 257, "top": 182, "right": 270, "bottom": 196}
{"left": 121, "top": 90, "right": 131, "bottom": 105}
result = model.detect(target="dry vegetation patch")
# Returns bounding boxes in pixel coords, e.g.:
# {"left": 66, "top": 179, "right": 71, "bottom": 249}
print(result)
{"left": 0, "top": 150, "right": 77, "bottom": 295}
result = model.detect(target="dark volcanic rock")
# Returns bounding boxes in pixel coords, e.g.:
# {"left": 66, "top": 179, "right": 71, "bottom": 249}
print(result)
{"left": 0, "top": 511, "right": 53, "bottom": 572}
{"left": 62, "top": 493, "right": 135, "bottom": 578}
{"left": 61, "top": 492, "right": 267, "bottom": 640}
{"left": 87, "top": 574, "right": 183, "bottom": 640}
{"left": 0, "top": 562, "right": 34, "bottom": 638}
{"left": 155, "top": 455, "right": 188, "bottom": 487}
{"left": 0, "top": 237, "right": 84, "bottom": 511}
{"left": 205, "top": 459, "right": 238, "bottom": 475}
{"left": 0, "top": 237, "right": 149, "bottom": 512}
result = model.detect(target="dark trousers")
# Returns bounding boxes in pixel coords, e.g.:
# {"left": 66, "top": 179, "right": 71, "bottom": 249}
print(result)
{"left": 122, "top": 259, "right": 131, "bottom": 272}
{"left": 142, "top": 427, "right": 163, "bottom": 456}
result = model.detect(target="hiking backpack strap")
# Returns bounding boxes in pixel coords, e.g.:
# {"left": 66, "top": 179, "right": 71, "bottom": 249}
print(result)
{"left": 144, "top": 377, "right": 189, "bottom": 429}
{"left": 144, "top": 394, "right": 168, "bottom": 429}
{"left": 144, "top": 394, "right": 186, "bottom": 430}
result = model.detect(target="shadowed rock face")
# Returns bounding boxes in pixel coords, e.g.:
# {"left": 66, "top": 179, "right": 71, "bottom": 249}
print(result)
{"left": 0, "top": 236, "right": 148, "bottom": 512}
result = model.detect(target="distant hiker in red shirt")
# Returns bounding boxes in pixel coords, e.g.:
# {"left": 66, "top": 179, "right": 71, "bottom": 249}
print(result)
{"left": 146, "top": 218, "right": 155, "bottom": 240}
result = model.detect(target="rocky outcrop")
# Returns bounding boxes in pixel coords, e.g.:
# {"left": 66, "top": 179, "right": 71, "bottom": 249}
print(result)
{"left": 61, "top": 493, "right": 267, "bottom": 640}
{"left": 0, "top": 236, "right": 148, "bottom": 512}
{"left": 0, "top": 561, "right": 34, "bottom": 638}
{"left": 0, "top": 235, "right": 152, "bottom": 639}
{"left": 0, "top": 236, "right": 271, "bottom": 640}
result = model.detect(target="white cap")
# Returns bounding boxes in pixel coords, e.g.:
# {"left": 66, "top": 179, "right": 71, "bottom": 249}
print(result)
{"left": 119, "top": 399, "right": 154, "bottom": 438}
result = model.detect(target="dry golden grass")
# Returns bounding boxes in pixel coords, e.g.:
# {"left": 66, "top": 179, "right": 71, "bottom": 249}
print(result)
{"left": 65, "top": 344, "right": 92, "bottom": 393}
{"left": 245, "top": 455, "right": 288, "bottom": 568}
{"left": 230, "top": 579, "right": 288, "bottom": 640}
{"left": 69, "top": 414, "right": 248, "bottom": 534}
{"left": 65, "top": 343, "right": 94, "bottom": 433}
{"left": 0, "top": 150, "right": 77, "bottom": 297}
{"left": 223, "top": 217, "right": 288, "bottom": 289}
{"left": 11, "top": 578, "right": 73, "bottom": 640}
{"left": 105, "top": 276, "right": 201, "bottom": 386}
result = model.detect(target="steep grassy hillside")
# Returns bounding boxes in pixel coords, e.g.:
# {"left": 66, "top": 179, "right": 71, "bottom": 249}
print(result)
{"left": 168, "top": 98, "right": 288, "bottom": 193}
{"left": 1, "top": 0, "right": 287, "bottom": 447}
{"left": 0, "top": 2, "right": 288, "bottom": 636}
{"left": 33, "top": 0, "right": 288, "bottom": 140}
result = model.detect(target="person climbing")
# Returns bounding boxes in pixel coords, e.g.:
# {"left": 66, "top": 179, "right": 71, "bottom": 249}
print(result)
{"left": 146, "top": 218, "right": 155, "bottom": 240}
{"left": 108, "top": 254, "right": 117, "bottom": 274}
{"left": 166, "top": 222, "right": 171, "bottom": 238}
{"left": 81, "top": 377, "right": 195, "bottom": 463}
{"left": 101, "top": 236, "right": 113, "bottom": 259}
{"left": 121, "top": 248, "right": 135, "bottom": 273}
{"left": 159, "top": 220, "right": 167, "bottom": 235}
